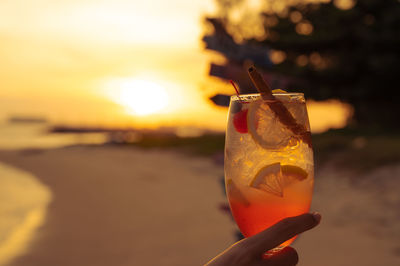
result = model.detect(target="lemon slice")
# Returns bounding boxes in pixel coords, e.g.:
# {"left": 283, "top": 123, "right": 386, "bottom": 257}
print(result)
{"left": 272, "top": 89, "right": 287, "bottom": 93}
{"left": 249, "top": 163, "right": 308, "bottom": 197}
{"left": 281, "top": 165, "right": 308, "bottom": 186}
{"left": 226, "top": 179, "right": 250, "bottom": 206}
{"left": 247, "top": 101, "right": 293, "bottom": 149}
{"left": 250, "top": 163, "right": 283, "bottom": 197}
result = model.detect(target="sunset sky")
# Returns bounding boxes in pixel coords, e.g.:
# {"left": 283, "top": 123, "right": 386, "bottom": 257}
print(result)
{"left": 0, "top": 0, "right": 350, "bottom": 132}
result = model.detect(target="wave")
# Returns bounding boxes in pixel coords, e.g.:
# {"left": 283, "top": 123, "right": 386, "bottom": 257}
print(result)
{"left": 0, "top": 162, "right": 52, "bottom": 266}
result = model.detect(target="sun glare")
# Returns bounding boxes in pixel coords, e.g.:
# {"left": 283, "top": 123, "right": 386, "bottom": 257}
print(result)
{"left": 112, "top": 79, "right": 169, "bottom": 116}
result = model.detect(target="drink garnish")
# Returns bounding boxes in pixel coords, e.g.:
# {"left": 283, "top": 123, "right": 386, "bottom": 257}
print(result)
{"left": 250, "top": 163, "right": 283, "bottom": 197}
{"left": 230, "top": 80, "right": 242, "bottom": 100}
{"left": 271, "top": 89, "right": 287, "bottom": 93}
{"left": 230, "top": 80, "right": 249, "bottom": 133}
{"left": 233, "top": 109, "right": 248, "bottom": 133}
{"left": 247, "top": 66, "right": 312, "bottom": 148}
{"left": 249, "top": 163, "right": 308, "bottom": 197}
{"left": 281, "top": 165, "right": 308, "bottom": 185}
{"left": 247, "top": 101, "right": 293, "bottom": 149}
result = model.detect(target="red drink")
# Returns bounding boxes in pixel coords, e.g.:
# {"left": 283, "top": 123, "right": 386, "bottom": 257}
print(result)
{"left": 225, "top": 93, "right": 314, "bottom": 248}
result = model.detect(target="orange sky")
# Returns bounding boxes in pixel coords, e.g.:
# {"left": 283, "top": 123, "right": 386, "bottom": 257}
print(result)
{"left": 0, "top": 0, "right": 350, "bottom": 133}
{"left": 0, "top": 0, "right": 226, "bottom": 128}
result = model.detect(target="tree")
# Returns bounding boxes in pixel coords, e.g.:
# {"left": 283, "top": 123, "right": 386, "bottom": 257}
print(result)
{"left": 204, "top": 0, "right": 400, "bottom": 130}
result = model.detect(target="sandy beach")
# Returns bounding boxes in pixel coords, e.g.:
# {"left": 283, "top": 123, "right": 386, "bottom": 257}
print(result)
{"left": 0, "top": 145, "right": 399, "bottom": 266}
{"left": 0, "top": 146, "right": 235, "bottom": 266}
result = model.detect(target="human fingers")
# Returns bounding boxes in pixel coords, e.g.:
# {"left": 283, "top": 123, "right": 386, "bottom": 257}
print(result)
{"left": 244, "top": 212, "right": 321, "bottom": 256}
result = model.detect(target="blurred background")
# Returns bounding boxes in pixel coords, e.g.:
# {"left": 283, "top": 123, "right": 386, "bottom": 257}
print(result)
{"left": 0, "top": 0, "right": 399, "bottom": 265}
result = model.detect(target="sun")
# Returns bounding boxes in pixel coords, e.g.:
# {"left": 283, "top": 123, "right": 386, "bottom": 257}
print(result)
{"left": 113, "top": 79, "right": 169, "bottom": 116}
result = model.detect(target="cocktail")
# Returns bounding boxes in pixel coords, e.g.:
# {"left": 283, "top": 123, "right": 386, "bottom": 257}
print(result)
{"left": 224, "top": 67, "right": 314, "bottom": 247}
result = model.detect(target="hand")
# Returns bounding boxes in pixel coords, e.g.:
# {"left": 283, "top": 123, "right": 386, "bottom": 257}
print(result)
{"left": 205, "top": 212, "right": 321, "bottom": 266}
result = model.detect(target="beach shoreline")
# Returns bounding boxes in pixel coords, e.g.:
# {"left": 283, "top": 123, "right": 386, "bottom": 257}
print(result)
{"left": 0, "top": 145, "right": 399, "bottom": 266}
{"left": 0, "top": 146, "right": 235, "bottom": 266}
{"left": 0, "top": 162, "right": 51, "bottom": 266}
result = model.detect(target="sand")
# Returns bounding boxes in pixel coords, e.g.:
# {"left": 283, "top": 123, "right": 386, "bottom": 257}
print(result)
{"left": 0, "top": 146, "right": 399, "bottom": 266}
{"left": 294, "top": 162, "right": 400, "bottom": 266}
{"left": 0, "top": 146, "right": 235, "bottom": 266}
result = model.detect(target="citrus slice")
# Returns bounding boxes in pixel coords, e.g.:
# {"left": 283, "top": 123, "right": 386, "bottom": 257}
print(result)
{"left": 249, "top": 163, "right": 308, "bottom": 197}
{"left": 226, "top": 179, "right": 250, "bottom": 206}
{"left": 281, "top": 165, "right": 308, "bottom": 186}
{"left": 247, "top": 101, "right": 293, "bottom": 149}
{"left": 249, "top": 163, "right": 283, "bottom": 197}
{"left": 272, "top": 89, "right": 287, "bottom": 93}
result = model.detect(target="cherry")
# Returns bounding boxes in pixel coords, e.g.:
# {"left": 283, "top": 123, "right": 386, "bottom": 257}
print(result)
{"left": 233, "top": 109, "right": 248, "bottom": 133}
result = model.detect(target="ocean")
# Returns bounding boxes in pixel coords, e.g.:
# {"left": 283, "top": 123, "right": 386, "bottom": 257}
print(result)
{"left": 0, "top": 122, "right": 108, "bottom": 265}
{"left": 0, "top": 123, "right": 108, "bottom": 150}
{"left": 0, "top": 162, "right": 51, "bottom": 266}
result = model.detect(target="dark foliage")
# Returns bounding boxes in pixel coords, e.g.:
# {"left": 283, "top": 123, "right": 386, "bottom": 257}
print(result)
{"left": 204, "top": 0, "right": 400, "bottom": 130}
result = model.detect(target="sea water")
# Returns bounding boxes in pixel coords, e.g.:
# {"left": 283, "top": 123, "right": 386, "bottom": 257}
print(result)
{"left": 0, "top": 123, "right": 107, "bottom": 150}
{"left": 0, "top": 122, "right": 106, "bottom": 265}
{"left": 0, "top": 162, "right": 52, "bottom": 265}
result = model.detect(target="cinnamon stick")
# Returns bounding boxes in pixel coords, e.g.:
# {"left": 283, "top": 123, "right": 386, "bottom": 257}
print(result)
{"left": 248, "top": 66, "right": 312, "bottom": 147}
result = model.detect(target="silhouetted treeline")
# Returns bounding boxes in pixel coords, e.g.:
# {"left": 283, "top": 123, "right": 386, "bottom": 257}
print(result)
{"left": 204, "top": 0, "right": 400, "bottom": 130}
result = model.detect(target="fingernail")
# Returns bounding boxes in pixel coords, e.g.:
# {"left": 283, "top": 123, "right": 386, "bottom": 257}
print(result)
{"left": 263, "top": 247, "right": 285, "bottom": 258}
{"left": 312, "top": 212, "right": 321, "bottom": 223}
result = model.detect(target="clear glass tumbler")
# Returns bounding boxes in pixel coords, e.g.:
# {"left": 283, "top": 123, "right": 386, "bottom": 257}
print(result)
{"left": 224, "top": 92, "right": 314, "bottom": 247}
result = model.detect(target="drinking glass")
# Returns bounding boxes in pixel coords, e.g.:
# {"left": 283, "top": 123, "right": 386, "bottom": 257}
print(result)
{"left": 224, "top": 92, "right": 314, "bottom": 247}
